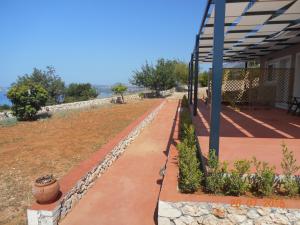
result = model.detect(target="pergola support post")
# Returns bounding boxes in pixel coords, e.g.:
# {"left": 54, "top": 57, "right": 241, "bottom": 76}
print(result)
{"left": 188, "top": 62, "right": 191, "bottom": 102}
{"left": 209, "top": 0, "right": 225, "bottom": 157}
{"left": 193, "top": 35, "right": 200, "bottom": 116}
{"left": 189, "top": 54, "right": 194, "bottom": 105}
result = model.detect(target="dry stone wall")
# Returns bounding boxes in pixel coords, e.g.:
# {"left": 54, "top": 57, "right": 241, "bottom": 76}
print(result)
{"left": 0, "top": 94, "right": 140, "bottom": 121}
{"left": 158, "top": 201, "right": 300, "bottom": 225}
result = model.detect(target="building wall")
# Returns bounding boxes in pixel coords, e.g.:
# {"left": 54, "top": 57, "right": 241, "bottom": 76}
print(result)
{"left": 260, "top": 43, "right": 300, "bottom": 98}
{"left": 260, "top": 43, "right": 300, "bottom": 69}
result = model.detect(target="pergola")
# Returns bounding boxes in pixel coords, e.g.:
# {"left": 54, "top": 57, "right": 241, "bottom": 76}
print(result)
{"left": 188, "top": 0, "right": 300, "bottom": 156}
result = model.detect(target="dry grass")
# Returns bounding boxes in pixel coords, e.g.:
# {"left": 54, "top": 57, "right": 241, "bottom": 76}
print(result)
{"left": 0, "top": 99, "right": 160, "bottom": 225}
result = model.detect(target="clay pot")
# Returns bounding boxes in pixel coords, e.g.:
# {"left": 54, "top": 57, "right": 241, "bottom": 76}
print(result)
{"left": 32, "top": 175, "right": 60, "bottom": 204}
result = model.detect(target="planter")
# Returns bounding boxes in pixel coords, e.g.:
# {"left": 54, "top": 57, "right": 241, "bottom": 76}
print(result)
{"left": 116, "top": 96, "right": 124, "bottom": 104}
{"left": 32, "top": 175, "right": 60, "bottom": 204}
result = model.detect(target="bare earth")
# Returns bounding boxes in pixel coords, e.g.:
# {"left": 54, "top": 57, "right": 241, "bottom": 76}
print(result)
{"left": 0, "top": 99, "right": 160, "bottom": 225}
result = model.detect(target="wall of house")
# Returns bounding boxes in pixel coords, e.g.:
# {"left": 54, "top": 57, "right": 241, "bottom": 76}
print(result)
{"left": 260, "top": 43, "right": 300, "bottom": 70}
{"left": 260, "top": 43, "right": 300, "bottom": 98}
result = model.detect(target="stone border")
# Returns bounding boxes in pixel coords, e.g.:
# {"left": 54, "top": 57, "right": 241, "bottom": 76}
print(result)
{"left": 158, "top": 200, "right": 300, "bottom": 225}
{"left": 27, "top": 101, "right": 165, "bottom": 225}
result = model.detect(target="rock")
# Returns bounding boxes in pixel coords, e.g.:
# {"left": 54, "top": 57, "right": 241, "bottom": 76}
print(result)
{"left": 173, "top": 218, "right": 185, "bottom": 225}
{"left": 202, "top": 215, "right": 219, "bottom": 225}
{"left": 159, "top": 202, "right": 182, "bottom": 218}
{"left": 158, "top": 217, "right": 172, "bottom": 225}
{"left": 212, "top": 207, "right": 226, "bottom": 219}
{"left": 257, "top": 208, "right": 271, "bottom": 216}
{"left": 227, "top": 206, "right": 247, "bottom": 215}
{"left": 241, "top": 220, "right": 254, "bottom": 225}
{"left": 269, "top": 213, "right": 289, "bottom": 225}
{"left": 247, "top": 209, "right": 260, "bottom": 220}
{"left": 228, "top": 214, "right": 247, "bottom": 224}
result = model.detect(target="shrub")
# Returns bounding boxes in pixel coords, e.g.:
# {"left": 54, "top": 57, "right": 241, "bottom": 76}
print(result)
{"left": 181, "top": 95, "right": 189, "bottom": 108}
{"left": 224, "top": 160, "right": 250, "bottom": 196}
{"left": 15, "top": 66, "right": 65, "bottom": 105}
{"left": 205, "top": 150, "right": 227, "bottom": 194}
{"left": 251, "top": 157, "right": 275, "bottom": 196}
{"left": 64, "top": 83, "right": 98, "bottom": 103}
{"left": 280, "top": 144, "right": 300, "bottom": 196}
{"left": 182, "top": 124, "right": 196, "bottom": 148}
{"left": 178, "top": 139, "right": 202, "bottom": 193}
{"left": 179, "top": 109, "right": 192, "bottom": 140}
{"left": 7, "top": 83, "right": 48, "bottom": 121}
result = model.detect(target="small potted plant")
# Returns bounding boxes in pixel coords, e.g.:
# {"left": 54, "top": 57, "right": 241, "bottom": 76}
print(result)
{"left": 32, "top": 174, "right": 60, "bottom": 204}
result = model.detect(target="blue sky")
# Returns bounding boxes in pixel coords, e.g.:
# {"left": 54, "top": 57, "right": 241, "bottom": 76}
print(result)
{"left": 0, "top": 0, "right": 206, "bottom": 86}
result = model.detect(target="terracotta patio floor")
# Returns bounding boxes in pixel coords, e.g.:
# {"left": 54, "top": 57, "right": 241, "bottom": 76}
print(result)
{"left": 194, "top": 100, "right": 300, "bottom": 174}
{"left": 60, "top": 100, "right": 179, "bottom": 225}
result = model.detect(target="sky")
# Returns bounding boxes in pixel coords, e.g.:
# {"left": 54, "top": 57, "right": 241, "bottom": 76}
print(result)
{"left": 0, "top": 0, "right": 207, "bottom": 87}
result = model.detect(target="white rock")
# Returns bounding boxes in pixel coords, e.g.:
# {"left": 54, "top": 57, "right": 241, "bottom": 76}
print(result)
{"left": 202, "top": 215, "right": 219, "bottom": 225}
{"left": 158, "top": 217, "right": 172, "bottom": 225}
{"left": 228, "top": 214, "right": 247, "bottom": 224}
{"left": 159, "top": 202, "right": 182, "bottom": 218}
{"left": 257, "top": 208, "right": 271, "bottom": 216}
{"left": 269, "top": 213, "right": 289, "bottom": 225}
{"left": 247, "top": 209, "right": 260, "bottom": 220}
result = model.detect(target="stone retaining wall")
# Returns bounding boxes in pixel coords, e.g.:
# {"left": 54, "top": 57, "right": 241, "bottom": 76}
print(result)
{"left": 27, "top": 101, "right": 165, "bottom": 225}
{"left": 0, "top": 94, "right": 140, "bottom": 121}
{"left": 158, "top": 201, "right": 300, "bottom": 225}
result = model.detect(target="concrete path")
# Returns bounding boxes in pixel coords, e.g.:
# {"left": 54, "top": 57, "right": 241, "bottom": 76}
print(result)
{"left": 60, "top": 100, "right": 179, "bottom": 225}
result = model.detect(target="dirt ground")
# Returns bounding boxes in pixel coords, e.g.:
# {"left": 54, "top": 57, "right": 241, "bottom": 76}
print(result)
{"left": 0, "top": 99, "right": 160, "bottom": 225}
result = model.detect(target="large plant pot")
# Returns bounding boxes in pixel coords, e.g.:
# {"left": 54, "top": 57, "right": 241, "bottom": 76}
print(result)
{"left": 32, "top": 175, "right": 60, "bottom": 204}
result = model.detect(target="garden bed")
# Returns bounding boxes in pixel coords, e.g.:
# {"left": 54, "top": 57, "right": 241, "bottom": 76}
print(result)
{"left": 158, "top": 97, "right": 300, "bottom": 225}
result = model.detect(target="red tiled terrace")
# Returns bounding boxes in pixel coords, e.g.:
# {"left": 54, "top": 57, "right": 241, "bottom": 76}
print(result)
{"left": 193, "top": 100, "right": 300, "bottom": 174}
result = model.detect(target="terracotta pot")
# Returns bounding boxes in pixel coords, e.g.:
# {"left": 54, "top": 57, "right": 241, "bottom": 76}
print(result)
{"left": 32, "top": 177, "right": 60, "bottom": 204}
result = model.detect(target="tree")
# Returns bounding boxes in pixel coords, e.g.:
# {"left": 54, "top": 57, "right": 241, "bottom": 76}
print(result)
{"left": 174, "top": 62, "right": 189, "bottom": 85}
{"left": 15, "top": 66, "right": 65, "bottom": 105}
{"left": 64, "top": 83, "right": 98, "bottom": 102}
{"left": 111, "top": 83, "right": 128, "bottom": 102}
{"left": 199, "top": 71, "right": 209, "bottom": 87}
{"left": 7, "top": 83, "right": 48, "bottom": 121}
{"left": 130, "top": 58, "right": 177, "bottom": 96}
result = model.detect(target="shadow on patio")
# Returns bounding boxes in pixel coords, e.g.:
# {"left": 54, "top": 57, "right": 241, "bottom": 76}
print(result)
{"left": 194, "top": 100, "right": 300, "bottom": 174}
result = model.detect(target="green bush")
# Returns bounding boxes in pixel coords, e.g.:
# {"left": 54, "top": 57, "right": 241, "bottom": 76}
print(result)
{"left": 251, "top": 157, "right": 275, "bottom": 196}
{"left": 178, "top": 139, "right": 202, "bottom": 193}
{"left": 7, "top": 83, "right": 48, "bottom": 121}
{"left": 181, "top": 95, "right": 189, "bottom": 108}
{"left": 179, "top": 109, "right": 192, "bottom": 140}
{"left": 15, "top": 66, "right": 65, "bottom": 105}
{"left": 205, "top": 150, "right": 227, "bottom": 194}
{"left": 224, "top": 160, "right": 250, "bottom": 196}
{"left": 64, "top": 83, "right": 98, "bottom": 103}
{"left": 280, "top": 144, "right": 300, "bottom": 196}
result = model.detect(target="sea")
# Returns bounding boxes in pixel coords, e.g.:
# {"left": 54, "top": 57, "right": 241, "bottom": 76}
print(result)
{"left": 0, "top": 85, "right": 144, "bottom": 106}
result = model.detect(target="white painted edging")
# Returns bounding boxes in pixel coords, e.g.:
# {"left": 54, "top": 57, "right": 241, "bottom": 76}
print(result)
{"left": 27, "top": 101, "right": 165, "bottom": 225}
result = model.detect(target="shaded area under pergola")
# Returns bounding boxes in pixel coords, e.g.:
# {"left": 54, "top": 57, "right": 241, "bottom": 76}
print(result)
{"left": 187, "top": 0, "right": 300, "bottom": 156}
